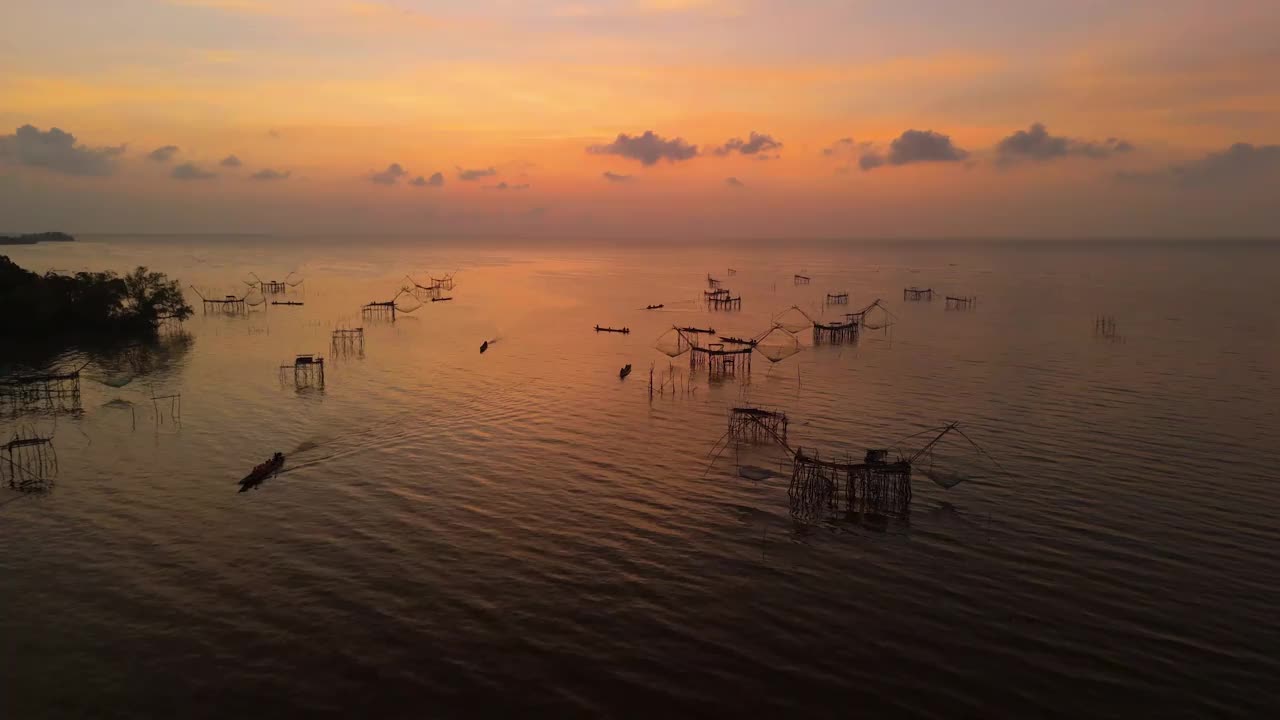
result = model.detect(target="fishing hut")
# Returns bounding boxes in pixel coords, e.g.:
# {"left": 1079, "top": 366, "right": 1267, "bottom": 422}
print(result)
{"left": 812, "top": 316, "right": 858, "bottom": 344}
{"left": 0, "top": 365, "right": 84, "bottom": 414}
{"left": 945, "top": 295, "right": 976, "bottom": 310}
{"left": 728, "top": 407, "right": 788, "bottom": 445}
{"left": 280, "top": 354, "right": 325, "bottom": 389}
{"left": 903, "top": 287, "right": 934, "bottom": 301}
{"left": 826, "top": 292, "right": 849, "bottom": 305}
{"left": 2, "top": 428, "right": 57, "bottom": 493}
{"left": 690, "top": 342, "right": 752, "bottom": 378}
{"left": 362, "top": 300, "right": 397, "bottom": 320}
{"left": 787, "top": 423, "right": 969, "bottom": 519}
{"left": 708, "top": 294, "right": 742, "bottom": 311}
{"left": 789, "top": 447, "right": 913, "bottom": 518}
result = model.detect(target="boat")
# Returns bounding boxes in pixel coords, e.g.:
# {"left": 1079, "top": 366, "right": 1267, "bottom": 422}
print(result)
{"left": 619, "top": 364, "right": 632, "bottom": 379}
{"left": 645, "top": 304, "right": 664, "bottom": 310}
{"left": 239, "top": 452, "right": 284, "bottom": 492}
{"left": 480, "top": 340, "right": 489, "bottom": 353}
{"left": 719, "top": 335, "right": 757, "bottom": 346}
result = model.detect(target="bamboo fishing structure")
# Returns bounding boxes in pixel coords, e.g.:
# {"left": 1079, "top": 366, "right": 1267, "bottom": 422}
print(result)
{"left": 280, "top": 354, "right": 325, "bottom": 389}
{"left": 2, "top": 428, "right": 57, "bottom": 493}
{"left": 0, "top": 363, "right": 86, "bottom": 414}
{"left": 728, "top": 407, "right": 788, "bottom": 445}
{"left": 904, "top": 287, "right": 934, "bottom": 301}
{"left": 945, "top": 295, "right": 977, "bottom": 310}
{"left": 826, "top": 292, "right": 849, "bottom": 305}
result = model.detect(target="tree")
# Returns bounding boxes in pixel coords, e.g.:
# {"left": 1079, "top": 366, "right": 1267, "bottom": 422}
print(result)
{"left": 122, "top": 266, "right": 193, "bottom": 323}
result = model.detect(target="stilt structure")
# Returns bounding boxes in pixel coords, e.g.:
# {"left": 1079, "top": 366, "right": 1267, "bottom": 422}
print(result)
{"left": 794, "top": 274, "right": 811, "bottom": 285}
{"left": 826, "top": 292, "right": 849, "bottom": 305}
{"left": 707, "top": 274, "right": 722, "bottom": 289}
{"left": 903, "top": 287, "right": 933, "bottom": 301}
{"left": 708, "top": 294, "right": 741, "bottom": 311}
{"left": 362, "top": 300, "right": 397, "bottom": 320}
{"left": 2, "top": 428, "right": 57, "bottom": 493}
{"left": 262, "top": 280, "right": 287, "bottom": 293}
{"left": 0, "top": 365, "right": 84, "bottom": 414}
{"left": 198, "top": 293, "right": 247, "bottom": 314}
{"left": 789, "top": 448, "right": 913, "bottom": 518}
{"left": 945, "top": 295, "right": 976, "bottom": 310}
{"left": 690, "top": 342, "right": 752, "bottom": 378}
{"left": 812, "top": 316, "right": 858, "bottom": 344}
{"left": 1094, "top": 315, "right": 1125, "bottom": 343}
{"left": 281, "top": 354, "right": 325, "bottom": 389}
{"left": 151, "top": 390, "right": 182, "bottom": 424}
{"left": 727, "top": 268, "right": 737, "bottom": 276}
{"left": 728, "top": 407, "right": 788, "bottom": 445}
{"left": 332, "top": 328, "right": 365, "bottom": 349}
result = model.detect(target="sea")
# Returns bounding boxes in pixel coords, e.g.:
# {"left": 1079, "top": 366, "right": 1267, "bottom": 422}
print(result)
{"left": 2, "top": 236, "right": 1278, "bottom": 718}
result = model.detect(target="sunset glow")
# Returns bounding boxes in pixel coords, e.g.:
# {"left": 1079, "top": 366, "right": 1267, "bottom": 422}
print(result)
{"left": 3, "top": 0, "right": 1278, "bottom": 236}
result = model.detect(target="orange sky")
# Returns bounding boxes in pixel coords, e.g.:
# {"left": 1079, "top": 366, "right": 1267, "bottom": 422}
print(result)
{"left": 2, "top": 0, "right": 1278, "bottom": 237}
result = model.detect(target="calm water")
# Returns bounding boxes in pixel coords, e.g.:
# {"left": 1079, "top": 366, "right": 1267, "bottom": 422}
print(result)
{"left": 2, "top": 237, "right": 1278, "bottom": 718}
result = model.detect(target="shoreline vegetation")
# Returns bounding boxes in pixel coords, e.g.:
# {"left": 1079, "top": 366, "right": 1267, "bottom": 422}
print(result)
{"left": 0, "top": 256, "right": 193, "bottom": 342}
{"left": 0, "top": 231, "right": 75, "bottom": 246}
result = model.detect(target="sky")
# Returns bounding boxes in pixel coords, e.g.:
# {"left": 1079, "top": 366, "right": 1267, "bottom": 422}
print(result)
{"left": 1, "top": 0, "right": 1278, "bottom": 238}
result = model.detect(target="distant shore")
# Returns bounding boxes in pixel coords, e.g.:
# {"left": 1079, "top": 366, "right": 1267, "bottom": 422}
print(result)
{"left": 0, "top": 232, "right": 75, "bottom": 246}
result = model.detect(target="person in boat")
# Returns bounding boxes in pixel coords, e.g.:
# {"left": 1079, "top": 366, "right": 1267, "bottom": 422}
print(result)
{"left": 480, "top": 340, "right": 489, "bottom": 353}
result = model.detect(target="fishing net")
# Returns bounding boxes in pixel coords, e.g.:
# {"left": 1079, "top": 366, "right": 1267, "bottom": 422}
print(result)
{"left": 393, "top": 292, "right": 423, "bottom": 314}
{"left": 654, "top": 327, "right": 696, "bottom": 358}
{"left": 858, "top": 300, "right": 893, "bottom": 330}
{"left": 772, "top": 306, "right": 814, "bottom": 334}
{"left": 244, "top": 288, "right": 266, "bottom": 307}
{"left": 284, "top": 271, "right": 304, "bottom": 288}
{"left": 753, "top": 327, "right": 802, "bottom": 363}
{"left": 893, "top": 425, "right": 1004, "bottom": 490}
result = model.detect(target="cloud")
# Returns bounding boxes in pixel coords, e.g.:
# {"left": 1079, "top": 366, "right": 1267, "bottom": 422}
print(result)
{"left": 860, "top": 129, "right": 969, "bottom": 171}
{"left": 148, "top": 145, "right": 180, "bottom": 162}
{"left": 1121, "top": 143, "right": 1280, "bottom": 187}
{"left": 457, "top": 166, "right": 497, "bottom": 181}
{"left": 996, "top": 123, "right": 1134, "bottom": 165}
{"left": 171, "top": 162, "right": 216, "bottom": 180}
{"left": 370, "top": 162, "right": 407, "bottom": 185}
{"left": 713, "top": 131, "right": 782, "bottom": 157}
{"left": 410, "top": 172, "right": 444, "bottom": 187}
{"left": 602, "top": 171, "right": 633, "bottom": 183}
{"left": 250, "top": 168, "right": 290, "bottom": 181}
{"left": 724, "top": 176, "right": 745, "bottom": 187}
{"left": 0, "top": 124, "right": 125, "bottom": 176}
{"left": 220, "top": 154, "right": 242, "bottom": 167}
{"left": 587, "top": 131, "right": 698, "bottom": 166}
{"left": 822, "top": 138, "right": 855, "bottom": 157}
{"left": 486, "top": 182, "right": 530, "bottom": 190}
